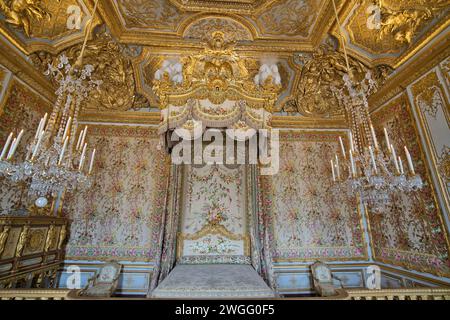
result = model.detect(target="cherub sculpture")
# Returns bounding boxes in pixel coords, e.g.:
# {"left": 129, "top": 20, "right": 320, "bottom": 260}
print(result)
{"left": 0, "top": 0, "right": 59, "bottom": 37}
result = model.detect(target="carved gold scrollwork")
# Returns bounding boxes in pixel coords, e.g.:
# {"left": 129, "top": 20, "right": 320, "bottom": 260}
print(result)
{"left": 15, "top": 225, "right": 29, "bottom": 258}
{"left": 58, "top": 224, "right": 67, "bottom": 250}
{"left": 44, "top": 224, "right": 56, "bottom": 252}
{"left": 282, "top": 42, "right": 392, "bottom": 117}
{"left": 0, "top": 225, "right": 10, "bottom": 257}
{"left": 30, "top": 31, "right": 147, "bottom": 112}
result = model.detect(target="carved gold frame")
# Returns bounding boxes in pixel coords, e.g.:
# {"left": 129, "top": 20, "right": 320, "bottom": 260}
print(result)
{"left": 176, "top": 222, "right": 251, "bottom": 259}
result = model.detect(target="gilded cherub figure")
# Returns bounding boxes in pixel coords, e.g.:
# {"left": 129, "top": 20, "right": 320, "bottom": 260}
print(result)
{"left": 375, "top": 0, "right": 449, "bottom": 45}
{"left": 0, "top": 0, "right": 60, "bottom": 37}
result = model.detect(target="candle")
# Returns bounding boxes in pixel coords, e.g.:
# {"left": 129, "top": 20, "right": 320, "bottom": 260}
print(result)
{"left": 349, "top": 132, "right": 355, "bottom": 152}
{"left": 80, "top": 126, "right": 88, "bottom": 148}
{"left": 369, "top": 146, "right": 378, "bottom": 174}
{"left": 391, "top": 144, "right": 400, "bottom": 174}
{"left": 339, "top": 137, "right": 346, "bottom": 158}
{"left": 0, "top": 132, "right": 13, "bottom": 160}
{"left": 79, "top": 143, "right": 87, "bottom": 171}
{"left": 350, "top": 151, "right": 356, "bottom": 177}
{"left": 7, "top": 130, "right": 24, "bottom": 160}
{"left": 88, "top": 149, "right": 96, "bottom": 174}
{"left": 76, "top": 129, "right": 84, "bottom": 151}
{"left": 42, "top": 113, "right": 48, "bottom": 131}
{"left": 32, "top": 131, "right": 45, "bottom": 160}
{"left": 335, "top": 154, "right": 340, "bottom": 180}
{"left": 331, "top": 159, "right": 336, "bottom": 181}
{"left": 62, "top": 116, "right": 72, "bottom": 140}
{"left": 35, "top": 118, "right": 44, "bottom": 140}
{"left": 6, "top": 138, "right": 16, "bottom": 160}
{"left": 384, "top": 128, "right": 391, "bottom": 153}
{"left": 370, "top": 125, "right": 379, "bottom": 150}
{"left": 404, "top": 146, "right": 415, "bottom": 175}
{"left": 58, "top": 136, "right": 69, "bottom": 165}
{"left": 398, "top": 157, "right": 405, "bottom": 175}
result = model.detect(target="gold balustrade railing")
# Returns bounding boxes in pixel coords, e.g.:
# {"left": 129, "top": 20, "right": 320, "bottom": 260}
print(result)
{"left": 345, "top": 288, "right": 450, "bottom": 300}
{"left": 0, "top": 289, "right": 70, "bottom": 300}
{"left": 1, "top": 287, "right": 449, "bottom": 300}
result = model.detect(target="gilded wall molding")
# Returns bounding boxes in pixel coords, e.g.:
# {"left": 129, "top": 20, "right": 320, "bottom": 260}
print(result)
{"left": 0, "top": 37, "right": 55, "bottom": 103}
{"left": 369, "top": 38, "right": 450, "bottom": 109}
{"left": 409, "top": 69, "right": 450, "bottom": 220}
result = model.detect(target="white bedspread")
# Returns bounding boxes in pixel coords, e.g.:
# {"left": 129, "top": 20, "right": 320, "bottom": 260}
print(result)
{"left": 151, "top": 264, "right": 276, "bottom": 299}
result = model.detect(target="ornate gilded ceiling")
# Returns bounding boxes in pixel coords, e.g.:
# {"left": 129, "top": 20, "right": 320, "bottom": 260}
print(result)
{"left": 0, "top": 0, "right": 449, "bottom": 120}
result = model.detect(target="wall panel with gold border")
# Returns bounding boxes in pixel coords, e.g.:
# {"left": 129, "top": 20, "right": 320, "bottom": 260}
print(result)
{"left": 407, "top": 65, "right": 450, "bottom": 223}
{"left": 261, "top": 130, "right": 368, "bottom": 263}
{"left": 370, "top": 92, "right": 450, "bottom": 278}
{"left": 63, "top": 125, "right": 171, "bottom": 262}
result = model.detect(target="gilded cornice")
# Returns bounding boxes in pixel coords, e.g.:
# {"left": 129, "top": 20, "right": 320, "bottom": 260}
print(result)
{"left": 79, "top": 111, "right": 161, "bottom": 125}
{"left": 0, "top": 0, "right": 102, "bottom": 55}
{"left": 271, "top": 115, "right": 347, "bottom": 129}
{"left": 369, "top": 35, "right": 450, "bottom": 110}
{"left": 0, "top": 37, "right": 55, "bottom": 103}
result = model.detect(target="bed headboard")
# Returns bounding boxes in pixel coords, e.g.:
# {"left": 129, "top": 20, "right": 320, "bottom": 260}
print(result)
{"left": 177, "top": 223, "right": 251, "bottom": 264}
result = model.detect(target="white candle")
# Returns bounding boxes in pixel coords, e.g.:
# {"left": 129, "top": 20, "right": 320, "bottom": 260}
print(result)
{"left": 88, "top": 149, "right": 96, "bottom": 174}
{"left": 79, "top": 143, "right": 87, "bottom": 171}
{"left": 7, "top": 130, "right": 24, "bottom": 160}
{"left": 62, "top": 116, "right": 72, "bottom": 140}
{"left": 335, "top": 154, "right": 340, "bottom": 180}
{"left": 42, "top": 113, "right": 48, "bottom": 131}
{"left": 404, "top": 146, "right": 415, "bottom": 175}
{"left": 391, "top": 144, "right": 400, "bottom": 174}
{"left": 0, "top": 132, "right": 13, "bottom": 161}
{"left": 350, "top": 151, "right": 356, "bottom": 177}
{"left": 6, "top": 138, "right": 16, "bottom": 160}
{"left": 398, "top": 157, "right": 405, "bottom": 175}
{"left": 384, "top": 128, "right": 391, "bottom": 153}
{"left": 76, "top": 129, "right": 84, "bottom": 151}
{"left": 369, "top": 146, "right": 378, "bottom": 174}
{"left": 331, "top": 159, "right": 336, "bottom": 181}
{"left": 80, "top": 126, "right": 88, "bottom": 148}
{"left": 339, "top": 137, "right": 346, "bottom": 158}
{"left": 35, "top": 118, "right": 44, "bottom": 140}
{"left": 32, "top": 131, "right": 45, "bottom": 160}
{"left": 349, "top": 132, "right": 355, "bottom": 152}
{"left": 58, "top": 137, "right": 69, "bottom": 165}
{"left": 370, "top": 125, "right": 379, "bottom": 150}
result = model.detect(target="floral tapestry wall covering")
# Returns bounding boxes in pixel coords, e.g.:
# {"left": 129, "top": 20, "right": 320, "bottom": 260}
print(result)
{"left": 179, "top": 164, "right": 249, "bottom": 264}
{"left": 64, "top": 126, "right": 170, "bottom": 261}
{"left": 0, "top": 80, "right": 49, "bottom": 215}
{"left": 264, "top": 131, "right": 367, "bottom": 261}
{"left": 371, "top": 94, "right": 450, "bottom": 277}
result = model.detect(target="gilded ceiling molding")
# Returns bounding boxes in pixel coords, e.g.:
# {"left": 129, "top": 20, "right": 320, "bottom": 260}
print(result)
{"left": 0, "top": 37, "right": 55, "bottom": 103}
{"left": 0, "top": 0, "right": 54, "bottom": 37}
{"left": 255, "top": 0, "right": 321, "bottom": 39}
{"left": 0, "top": 0, "right": 101, "bottom": 55}
{"left": 335, "top": 0, "right": 450, "bottom": 68}
{"left": 168, "top": 0, "right": 278, "bottom": 14}
{"left": 96, "top": 0, "right": 326, "bottom": 52}
{"left": 179, "top": 13, "right": 257, "bottom": 41}
{"left": 369, "top": 37, "right": 450, "bottom": 109}
{"left": 310, "top": 0, "right": 351, "bottom": 48}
